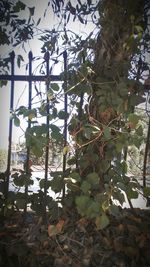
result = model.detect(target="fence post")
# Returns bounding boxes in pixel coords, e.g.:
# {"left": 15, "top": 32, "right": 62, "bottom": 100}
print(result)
{"left": 62, "top": 51, "right": 68, "bottom": 201}
{"left": 5, "top": 51, "right": 15, "bottom": 200}
{"left": 143, "top": 116, "right": 150, "bottom": 188}
{"left": 24, "top": 51, "right": 33, "bottom": 213}
{"left": 43, "top": 51, "right": 50, "bottom": 222}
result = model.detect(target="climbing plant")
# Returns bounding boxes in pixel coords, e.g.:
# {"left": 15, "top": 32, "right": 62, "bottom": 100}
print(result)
{"left": 61, "top": 0, "right": 150, "bottom": 228}
{"left": 0, "top": 0, "right": 150, "bottom": 228}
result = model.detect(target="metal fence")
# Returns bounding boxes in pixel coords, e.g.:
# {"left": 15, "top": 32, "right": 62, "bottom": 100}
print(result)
{"left": 0, "top": 51, "right": 150, "bottom": 214}
{"left": 0, "top": 51, "right": 68, "bottom": 215}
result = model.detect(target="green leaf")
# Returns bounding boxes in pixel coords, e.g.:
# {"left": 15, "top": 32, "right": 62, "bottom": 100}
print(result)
{"left": 13, "top": 1, "right": 26, "bottom": 12}
{"left": 103, "top": 127, "right": 111, "bottom": 140}
{"left": 117, "top": 182, "right": 126, "bottom": 191}
{"left": 128, "top": 113, "right": 140, "bottom": 128}
{"left": 39, "top": 179, "right": 51, "bottom": 190}
{"left": 50, "top": 124, "right": 60, "bottom": 132}
{"left": 134, "top": 25, "right": 143, "bottom": 33}
{"left": 0, "top": 80, "right": 8, "bottom": 87}
{"left": 50, "top": 177, "right": 64, "bottom": 193}
{"left": 14, "top": 116, "right": 20, "bottom": 127}
{"left": 70, "top": 172, "right": 81, "bottom": 182}
{"left": 36, "top": 124, "right": 48, "bottom": 134}
{"left": 143, "top": 187, "right": 150, "bottom": 198}
{"left": 84, "top": 126, "right": 93, "bottom": 139}
{"left": 39, "top": 103, "right": 47, "bottom": 116}
{"left": 14, "top": 176, "right": 24, "bottom": 187}
{"left": 14, "top": 174, "right": 33, "bottom": 187}
{"left": 75, "top": 195, "right": 91, "bottom": 216}
{"left": 23, "top": 108, "right": 37, "bottom": 119}
{"left": 47, "top": 89, "right": 54, "bottom": 100}
{"left": 68, "top": 2, "right": 76, "bottom": 15}
{"left": 32, "top": 145, "right": 43, "bottom": 157}
{"left": 52, "top": 131, "right": 62, "bottom": 141}
{"left": 51, "top": 129, "right": 62, "bottom": 142}
{"left": 130, "top": 95, "right": 144, "bottom": 106}
{"left": 102, "top": 200, "right": 109, "bottom": 212}
{"left": 67, "top": 157, "right": 77, "bottom": 166}
{"left": 116, "top": 142, "right": 123, "bottom": 153}
{"left": 113, "top": 190, "right": 125, "bottom": 205}
{"left": 136, "top": 125, "right": 143, "bottom": 136}
{"left": 58, "top": 110, "right": 69, "bottom": 120}
{"left": 95, "top": 213, "right": 110, "bottom": 229}
{"left": 28, "top": 109, "right": 37, "bottom": 120}
{"left": 87, "top": 172, "right": 99, "bottom": 185}
{"left": 121, "top": 161, "right": 128, "bottom": 174}
{"left": 86, "top": 201, "right": 100, "bottom": 218}
{"left": 17, "top": 55, "right": 24, "bottom": 68}
{"left": 81, "top": 181, "right": 91, "bottom": 194}
{"left": 126, "top": 189, "right": 138, "bottom": 199}
{"left": 16, "top": 198, "right": 26, "bottom": 209}
{"left": 117, "top": 81, "right": 128, "bottom": 97}
{"left": 109, "top": 204, "right": 120, "bottom": 216}
{"left": 100, "top": 160, "right": 110, "bottom": 172}
{"left": 51, "top": 83, "right": 59, "bottom": 91}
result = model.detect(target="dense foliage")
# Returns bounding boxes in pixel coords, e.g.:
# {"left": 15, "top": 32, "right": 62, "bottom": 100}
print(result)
{"left": 0, "top": 0, "right": 150, "bottom": 267}
{"left": 0, "top": 1, "right": 150, "bottom": 265}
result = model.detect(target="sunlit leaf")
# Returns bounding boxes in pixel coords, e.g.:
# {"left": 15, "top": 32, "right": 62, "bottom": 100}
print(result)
{"left": 47, "top": 89, "right": 54, "bottom": 100}
{"left": 70, "top": 172, "right": 81, "bottom": 182}
{"left": 48, "top": 225, "right": 59, "bottom": 237}
{"left": 102, "top": 200, "right": 109, "bottom": 212}
{"left": 28, "top": 110, "right": 37, "bottom": 120}
{"left": 63, "top": 146, "right": 70, "bottom": 155}
{"left": 56, "top": 219, "right": 65, "bottom": 232}
{"left": 48, "top": 219, "right": 64, "bottom": 237}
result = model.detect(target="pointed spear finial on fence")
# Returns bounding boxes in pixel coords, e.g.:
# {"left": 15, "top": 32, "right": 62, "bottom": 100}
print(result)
{"left": 10, "top": 51, "right": 15, "bottom": 61}
{"left": 44, "top": 51, "right": 50, "bottom": 62}
{"left": 63, "top": 50, "right": 67, "bottom": 61}
{"left": 28, "top": 51, "right": 33, "bottom": 61}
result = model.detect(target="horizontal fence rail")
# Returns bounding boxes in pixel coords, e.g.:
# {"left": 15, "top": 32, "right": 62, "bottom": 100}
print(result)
{"left": 0, "top": 74, "right": 61, "bottom": 82}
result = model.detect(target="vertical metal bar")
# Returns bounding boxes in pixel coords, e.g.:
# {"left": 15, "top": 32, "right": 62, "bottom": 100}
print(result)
{"left": 5, "top": 51, "right": 15, "bottom": 199}
{"left": 62, "top": 51, "right": 68, "bottom": 200}
{"left": 76, "top": 54, "right": 85, "bottom": 171}
{"left": 24, "top": 51, "right": 33, "bottom": 213}
{"left": 44, "top": 51, "right": 50, "bottom": 222}
{"left": 143, "top": 116, "right": 150, "bottom": 188}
